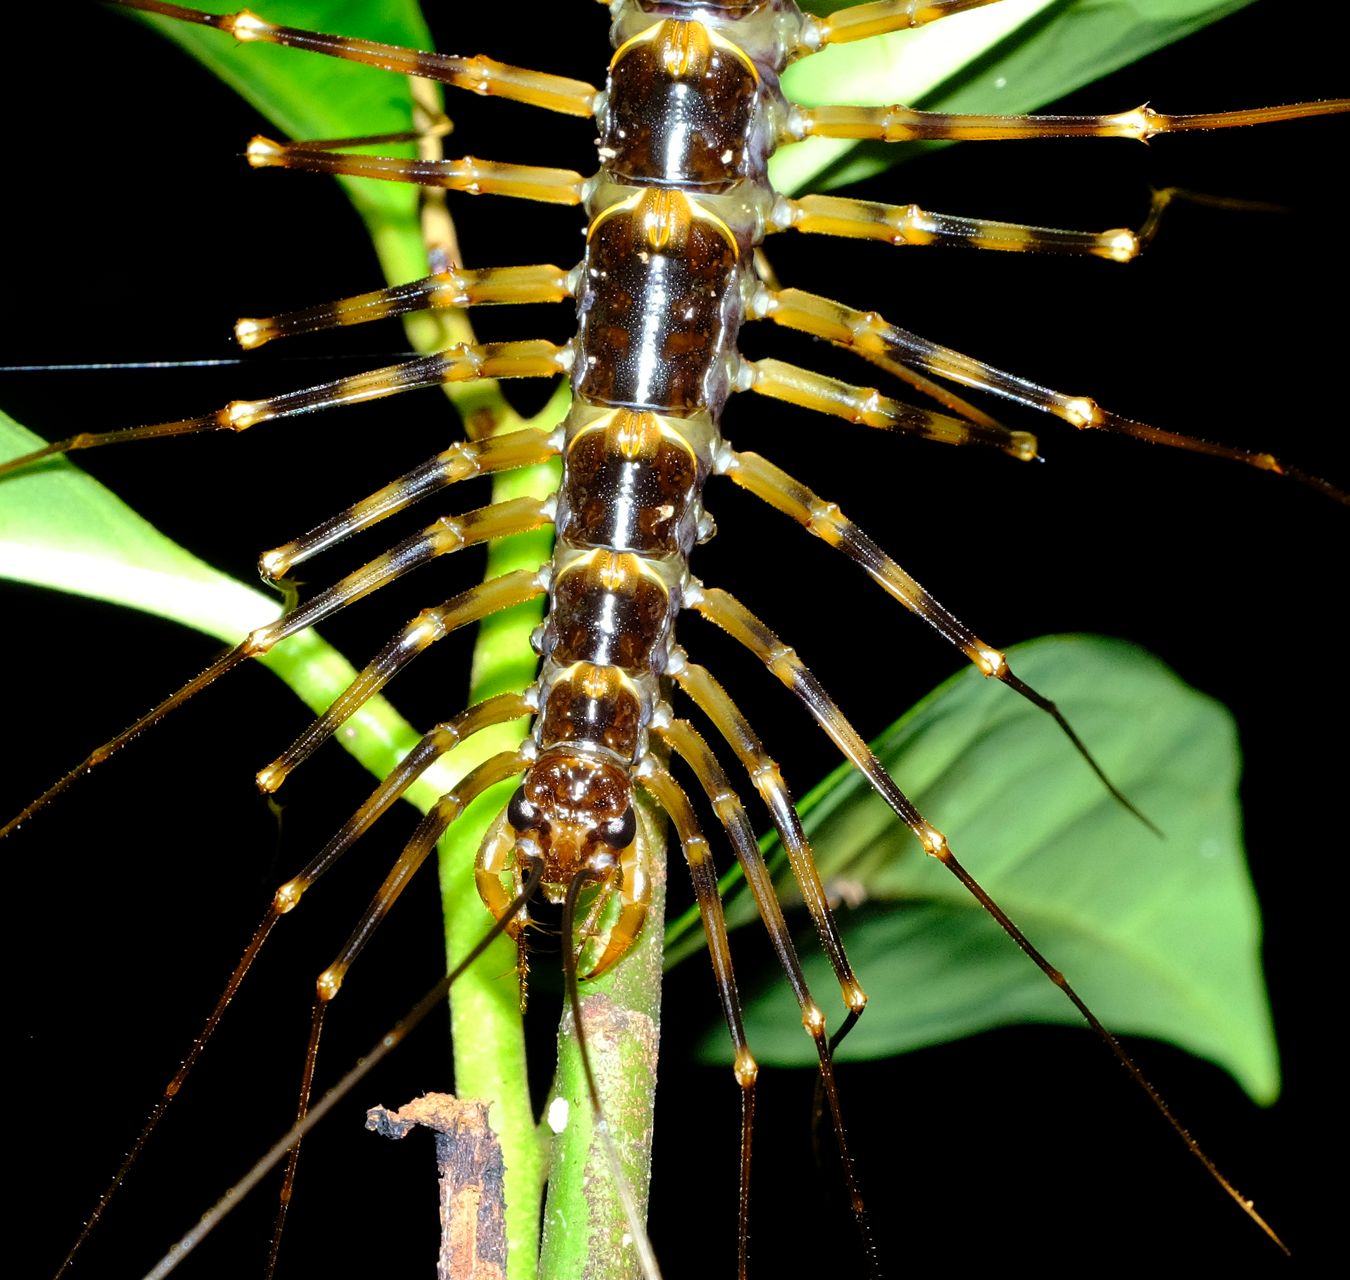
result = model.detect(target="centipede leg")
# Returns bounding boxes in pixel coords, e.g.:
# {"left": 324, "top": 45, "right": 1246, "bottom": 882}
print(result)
{"left": 635, "top": 761, "right": 758, "bottom": 1280}
{"left": 255, "top": 573, "right": 544, "bottom": 789}
{"left": 109, "top": 1, "right": 599, "bottom": 115}
{"left": 668, "top": 665, "right": 869, "bottom": 1020}
{"left": 719, "top": 448, "right": 1154, "bottom": 826}
{"left": 164, "top": 749, "right": 529, "bottom": 1278}
{"left": 691, "top": 585, "right": 1288, "bottom": 1253}
{"left": 795, "top": 97, "right": 1350, "bottom": 143}
{"left": 0, "top": 495, "right": 550, "bottom": 837}
{"left": 258, "top": 427, "right": 561, "bottom": 578}
{"left": 0, "top": 339, "right": 568, "bottom": 476}
{"left": 645, "top": 744, "right": 877, "bottom": 1278}
{"left": 778, "top": 190, "right": 1165, "bottom": 260}
{"left": 246, "top": 136, "right": 586, "bottom": 205}
{"left": 53, "top": 697, "right": 531, "bottom": 1279}
{"left": 743, "top": 354, "right": 1035, "bottom": 457}
{"left": 809, "top": 0, "right": 1009, "bottom": 45}
{"left": 235, "top": 265, "right": 574, "bottom": 349}
{"left": 754, "top": 287, "right": 1350, "bottom": 501}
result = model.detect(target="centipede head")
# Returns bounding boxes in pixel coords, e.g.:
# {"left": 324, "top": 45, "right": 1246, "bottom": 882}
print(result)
{"left": 512, "top": 750, "right": 638, "bottom": 892}
{"left": 477, "top": 749, "right": 648, "bottom": 980}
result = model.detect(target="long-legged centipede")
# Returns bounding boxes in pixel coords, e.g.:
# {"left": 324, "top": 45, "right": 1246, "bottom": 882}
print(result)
{"left": 6, "top": 1, "right": 1346, "bottom": 1275}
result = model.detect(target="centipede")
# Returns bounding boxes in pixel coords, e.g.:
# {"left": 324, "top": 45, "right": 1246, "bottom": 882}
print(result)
{"left": 6, "top": 1, "right": 1346, "bottom": 1275}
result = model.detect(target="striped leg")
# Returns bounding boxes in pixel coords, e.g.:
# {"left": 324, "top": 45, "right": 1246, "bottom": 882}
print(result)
{"left": 0, "top": 495, "right": 551, "bottom": 836}
{"left": 52, "top": 715, "right": 529, "bottom": 1278}
{"left": 253, "top": 573, "right": 545, "bottom": 790}
{"left": 742, "top": 356, "right": 1037, "bottom": 458}
{"left": 109, "top": 1, "right": 599, "bottom": 115}
{"left": 669, "top": 663, "right": 870, "bottom": 1017}
{"left": 753, "top": 287, "right": 1350, "bottom": 501}
{"left": 247, "top": 136, "right": 586, "bottom": 204}
{"left": 260, "top": 427, "right": 560, "bottom": 579}
{"left": 794, "top": 98, "right": 1350, "bottom": 143}
{"left": 690, "top": 585, "right": 1286, "bottom": 1253}
{"left": 0, "top": 340, "right": 568, "bottom": 476}
{"left": 778, "top": 192, "right": 1156, "bottom": 260}
{"left": 269, "top": 750, "right": 528, "bottom": 1271}
{"left": 717, "top": 449, "right": 1154, "bottom": 826}
{"left": 655, "top": 719, "right": 877, "bottom": 1280}
{"left": 235, "top": 265, "right": 574, "bottom": 349}
{"left": 634, "top": 760, "right": 759, "bottom": 1280}
{"left": 807, "top": 0, "right": 1009, "bottom": 46}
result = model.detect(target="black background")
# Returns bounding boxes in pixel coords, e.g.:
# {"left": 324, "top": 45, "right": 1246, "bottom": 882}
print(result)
{"left": 5, "top": 2, "right": 1346, "bottom": 1276}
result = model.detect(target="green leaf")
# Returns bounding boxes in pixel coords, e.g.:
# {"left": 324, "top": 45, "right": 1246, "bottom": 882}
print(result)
{"left": 774, "top": 0, "right": 1260, "bottom": 193}
{"left": 708, "top": 635, "right": 1277, "bottom": 1104}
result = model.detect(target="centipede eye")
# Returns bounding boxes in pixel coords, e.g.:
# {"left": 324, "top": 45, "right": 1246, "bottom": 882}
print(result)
{"left": 507, "top": 786, "right": 539, "bottom": 832}
{"left": 599, "top": 805, "right": 637, "bottom": 850}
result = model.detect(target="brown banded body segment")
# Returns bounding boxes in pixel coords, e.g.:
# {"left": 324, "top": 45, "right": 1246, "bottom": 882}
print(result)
{"left": 536, "top": 663, "right": 646, "bottom": 761}
{"left": 574, "top": 188, "right": 743, "bottom": 413}
{"left": 558, "top": 410, "right": 706, "bottom": 557}
{"left": 603, "top": 19, "right": 765, "bottom": 187}
{"left": 545, "top": 550, "right": 675, "bottom": 673}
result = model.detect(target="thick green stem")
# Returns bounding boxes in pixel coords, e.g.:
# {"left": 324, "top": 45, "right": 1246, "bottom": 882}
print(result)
{"left": 540, "top": 802, "right": 668, "bottom": 1280}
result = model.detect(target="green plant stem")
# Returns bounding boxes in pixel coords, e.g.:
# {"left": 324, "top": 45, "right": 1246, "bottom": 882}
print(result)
{"left": 540, "top": 801, "right": 668, "bottom": 1280}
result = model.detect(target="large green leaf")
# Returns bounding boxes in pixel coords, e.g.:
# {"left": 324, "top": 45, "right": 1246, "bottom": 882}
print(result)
{"left": 708, "top": 636, "right": 1277, "bottom": 1103}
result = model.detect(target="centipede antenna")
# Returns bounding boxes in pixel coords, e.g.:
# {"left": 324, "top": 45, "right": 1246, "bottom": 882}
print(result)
{"left": 139, "top": 860, "right": 545, "bottom": 1280}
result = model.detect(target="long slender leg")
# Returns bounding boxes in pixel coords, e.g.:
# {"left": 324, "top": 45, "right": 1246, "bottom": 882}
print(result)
{"left": 244, "top": 495, "right": 553, "bottom": 653}
{"left": 308, "top": 749, "right": 528, "bottom": 1002}
{"left": 253, "top": 571, "right": 544, "bottom": 789}
{"left": 51, "top": 703, "right": 528, "bottom": 1277}
{"left": 806, "top": 0, "right": 1007, "bottom": 46}
{"left": 235, "top": 265, "right": 575, "bottom": 349}
{"left": 667, "top": 665, "right": 869, "bottom": 1017}
{"left": 793, "top": 97, "right": 1350, "bottom": 143}
{"left": 641, "top": 752, "right": 876, "bottom": 1279}
{"left": 139, "top": 862, "right": 546, "bottom": 1280}
{"left": 778, "top": 192, "right": 1154, "bottom": 260}
{"left": 753, "top": 287, "right": 1350, "bottom": 501}
{"left": 631, "top": 764, "right": 753, "bottom": 1280}
{"left": 257, "top": 749, "right": 529, "bottom": 1274}
{"left": 246, "top": 135, "right": 586, "bottom": 205}
{"left": 742, "top": 356, "right": 1037, "bottom": 458}
{"left": 0, "top": 495, "right": 551, "bottom": 835}
{"left": 260, "top": 427, "right": 561, "bottom": 579}
{"left": 690, "top": 585, "right": 1287, "bottom": 1253}
{"left": 719, "top": 448, "right": 1155, "bottom": 827}
{"left": 0, "top": 340, "right": 568, "bottom": 476}
{"left": 109, "top": 1, "right": 600, "bottom": 115}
